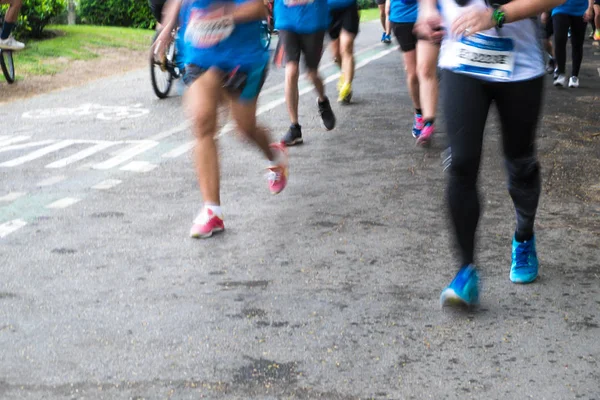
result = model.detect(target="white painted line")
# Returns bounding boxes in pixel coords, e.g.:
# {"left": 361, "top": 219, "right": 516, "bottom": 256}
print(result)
{"left": 0, "top": 140, "right": 76, "bottom": 167}
{"left": 149, "top": 121, "right": 190, "bottom": 141}
{"left": 0, "top": 192, "right": 26, "bottom": 202}
{"left": 91, "top": 179, "right": 122, "bottom": 190}
{"left": 120, "top": 161, "right": 158, "bottom": 172}
{"left": 37, "top": 175, "right": 66, "bottom": 187}
{"left": 162, "top": 140, "right": 195, "bottom": 159}
{"left": 597, "top": 67, "right": 600, "bottom": 77}
{"left": 0, "top": 219, "right": 28, "bottom": 238}
{"left": 0, "top": 136, "right": 31, "bottom": 148}
{"left": 45, "top": 197, "right": 81, "bottom": 209}
{"left": 0, "top": 140, "right": 55, "bottom": 154}
{"left": 92, "top": 140, "right": 159, "bottom": 170}
{"left": 162, "top": 45, "right": 399, "bottom": 156}
{"left": 45, "top": 141, "right": 119, "bottom": 169}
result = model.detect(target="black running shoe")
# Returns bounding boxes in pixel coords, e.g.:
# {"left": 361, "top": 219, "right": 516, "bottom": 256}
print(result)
{"left": 281, "top": 124, "right": 303, "bottom": 146}
{"left": 317, "top": 97, "right": 336, "bottom": 131}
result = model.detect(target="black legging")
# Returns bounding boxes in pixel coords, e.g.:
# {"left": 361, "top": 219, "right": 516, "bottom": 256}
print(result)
{"left": 442, "top": 70, "right": 544, "bottom": 267}
{"left": 553, "top": 13, "right": 587, "bottom": 77}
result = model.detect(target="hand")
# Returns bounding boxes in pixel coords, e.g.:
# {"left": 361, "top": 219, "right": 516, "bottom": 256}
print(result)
{"left": 583, "top": 8, "right": 593, "bottom": 22}
{"left": 151, "top": 29, "right": 173, "bottom": 62}
{"left": 451, "top": 6, "right": 495, "bottom": 37}
{"left": 540, "top": 12, "right": 548, "bottom": 25}
{"left": 414, "top": 8, "right": 445, "bottom": 44}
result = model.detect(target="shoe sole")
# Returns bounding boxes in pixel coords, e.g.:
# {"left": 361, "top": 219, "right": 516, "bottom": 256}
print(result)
{"left": 338, "top": 92, "right": 352, "bottom": 105}
{"left": 510, "top": 273, "right": 538, "bottom": 284}
{"left": 283, "top": 138, "right": 303, "bottom": 146}
{"left": 190, "top": 227, "right": 224, "bottom": 239}
{"left": 440, "top": 289, "right": 477, "bottom": 310}
{"left": 553, "top": 82, "right": 565, "bottom": 87}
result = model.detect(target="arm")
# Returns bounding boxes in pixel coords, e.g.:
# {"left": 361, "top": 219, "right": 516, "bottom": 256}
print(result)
{"left": 415, "top": 0, "right": 444, "bottom": 43}
{"left": 452, "top": 0, "right": 568, "bottom": 37}
{"left": 584, "top": 0, "right": 593, "bottom": 22}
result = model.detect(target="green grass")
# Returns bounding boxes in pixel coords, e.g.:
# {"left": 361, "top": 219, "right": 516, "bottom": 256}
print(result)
{"left": 15, "top": 25, "right": 154, "bottom": 76}
{"left": 360, "top": 7, "right": 381, "bottom": 22}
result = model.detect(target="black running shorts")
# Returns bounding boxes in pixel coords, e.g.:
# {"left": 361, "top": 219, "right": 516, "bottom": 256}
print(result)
{"left": 392, "top": 22, "right": 417, "bottom": 52}
{"left": 376, "top": 0, "right": 386, "bottom": 5}
{"left": 149, "top": 0, "right": 167, "bottom": 22}
{"left": 277, "top": 30, "right": 326, "bottom": 70}
{"left": 329, "top": 3, "right": 360, "bottom": 39}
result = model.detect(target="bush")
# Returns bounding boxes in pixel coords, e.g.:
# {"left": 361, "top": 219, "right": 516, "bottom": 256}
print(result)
{"left": 357, "top": 0, "right": 377, "bottom": 9}
{"left": 79, "top": 0, "right": 155, "bottom": 29}
{"left": 1, "top": 0, "right": 67, "bottom": 38}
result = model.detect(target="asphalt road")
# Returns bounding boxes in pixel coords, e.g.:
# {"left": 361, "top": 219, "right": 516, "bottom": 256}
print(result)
{"left": 1, "top": 21, "right": 599, "bottom": 399}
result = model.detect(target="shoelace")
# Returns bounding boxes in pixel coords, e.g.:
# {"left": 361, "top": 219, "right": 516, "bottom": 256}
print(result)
{"left": 194, "top": 209, "right": 212, "bottom": 225}
{"left": 267, "top": 168, "right": 281, "bottom": 182}
{"left": 514, "top": 241, "right": 533, "bottom": 267}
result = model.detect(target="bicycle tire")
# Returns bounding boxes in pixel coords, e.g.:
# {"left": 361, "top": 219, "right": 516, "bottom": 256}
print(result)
{"left": 0, "top": 49, "right": 15, "bottom": 84}
{"left": 150, "top": 30, "right": 174, "bottom": 99}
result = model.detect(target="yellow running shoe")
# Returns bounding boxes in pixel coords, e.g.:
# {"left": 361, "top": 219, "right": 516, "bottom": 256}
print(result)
{"left": 337, "top": 74, "right": 345, "bottom": 92}
{"left": 594, "top": 29, "right": 600, "bottom": 41}
{"left": 338, "top": 82, "right": 352, "bottom": 104}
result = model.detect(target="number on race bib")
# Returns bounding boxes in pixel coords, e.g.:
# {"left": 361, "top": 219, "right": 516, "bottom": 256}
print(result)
{"left": 185, "top": 8, "right": 235, "bottom": 48}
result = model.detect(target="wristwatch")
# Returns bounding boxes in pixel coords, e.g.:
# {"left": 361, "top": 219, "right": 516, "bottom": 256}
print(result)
{"left": 492, "top": 4, "right": 506, "bottom": 28}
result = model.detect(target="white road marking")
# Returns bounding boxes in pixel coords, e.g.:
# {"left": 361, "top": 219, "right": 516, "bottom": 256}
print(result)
{"left": 0, "top": 136, "right": 31, "bottom": 148}
{"left": 0, "top": 219, "right": 28, "bottom": 238}
{"left": 92, "top": 140, "right": 159, "bottom": 170}
{"left": 45, "top": 141, "right": 119, "bottom": 169}
{"left": 149, "top": 121, "right": 190, "bottom": 141}
{"left": 37, "top": 175, "right": 67, "bottom": 187}
{"left": 0, "top": 140, "right": 76, "bottom": 167}
{"left": 0, "top": 140, "right": 55, "bottom": 154}
{"left": 91, "top": 179, "right": 122, "bottom": 190}
{"left": 0, "top": 192, "right": 26, "bottom": 202}
{"left": 45, "top": 197, "right": 81, "bottom": 209}
{"left": 162, "top": 140, "right": 196, "bottom": 159}
{"left": 120, "top": 161, "right": 158, "bottom": 172}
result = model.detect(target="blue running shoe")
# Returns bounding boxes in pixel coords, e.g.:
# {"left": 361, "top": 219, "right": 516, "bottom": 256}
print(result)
{"left": 381, "top": 32, "right": 387, "bottom": 43}
{"left": 383, "top": 34, "right": 392, "bottom": 44}
{"left": 510, "top": 235, "right": 539, "bottom": 283}
{"left": 440, "top": 264, "right": 479, "bottom": 309}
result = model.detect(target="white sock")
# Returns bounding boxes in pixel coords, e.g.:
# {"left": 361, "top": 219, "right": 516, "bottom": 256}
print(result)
{"left": 269, "top": 147, "right": 283, "bottom": 168}
{"left": 204, "top": 204, "right": 223, "bottom": 218}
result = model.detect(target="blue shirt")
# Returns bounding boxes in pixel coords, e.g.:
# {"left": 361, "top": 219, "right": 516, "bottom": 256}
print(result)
{"left": 552, "top": 0, "right": 588, "bottom": 16}
{"left": 180, "top": 0, "right": 268, "bottom": 70}
{"left": 328, "top": 0, "right": 355, "bottom": 10}
{"left": 389, "top": 0, "right": 418, "bottom": 24}
{"left": 274, "top": 0, "right": 329, "bottom": 33}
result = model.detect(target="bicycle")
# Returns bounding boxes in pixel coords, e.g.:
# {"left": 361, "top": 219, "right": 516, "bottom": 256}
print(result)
{"left": 150, "top": 28, "right": 182, "bottom": 99}
{"left": 0, "top": 15, "right": 16, "bottom": 84}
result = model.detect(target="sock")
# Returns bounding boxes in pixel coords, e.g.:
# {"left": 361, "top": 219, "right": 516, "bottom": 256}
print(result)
{"left": 1, "top": 22, "right": 16, "bottom": 40}
{"left": 515, "top": 230, "right": 533, "bottom": 243}
{"left": 269, "top": 147, "right": 284, "bottom": 167}
{"left": 424, "top": 118, "right": 435, "bottom": 127}
{"left": 291, "top": 123, "right": 300, "bottom": 129}
{"left": 415, "top": 108, "right": 422, "bottom": 116}
{"left": 204, "top": 204, "right": 223, "bottom": 218}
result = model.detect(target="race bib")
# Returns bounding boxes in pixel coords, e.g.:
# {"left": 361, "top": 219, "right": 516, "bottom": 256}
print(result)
{"left": 185, "top": 7, "right": 234, "bottom": 48}
{"left": 283, "top": 0, "right": 315, "bottom": 6}
{"left": 451, "top": 33, "right": 515, "bottom": 80}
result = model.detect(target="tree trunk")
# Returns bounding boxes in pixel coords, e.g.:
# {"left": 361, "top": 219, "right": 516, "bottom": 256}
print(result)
{"left": 68, "top": 0, "right": 76, "bottom": 25}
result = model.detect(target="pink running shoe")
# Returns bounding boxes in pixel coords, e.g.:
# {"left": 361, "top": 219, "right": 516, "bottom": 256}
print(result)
{"left": 412, "top": 114, "right": 424, "bottom": 138}
{"left": 189, "top": 207, "right": 224, "bottom": 239}
{"left": 267, "top": 142, "right": 289, "bottom": 194}
{"left": 416, "top": 123, "right": 434, "bottom": 146}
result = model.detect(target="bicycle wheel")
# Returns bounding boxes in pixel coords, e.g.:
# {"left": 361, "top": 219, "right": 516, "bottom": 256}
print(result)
{"left": 0, "top": 49, "right": 15, "bottom": 84}
{"left": 150, "top": 30, "right": 173, "bottom": 99}
{"left": 260, "top": 21, "right": 271, "bottom": 50}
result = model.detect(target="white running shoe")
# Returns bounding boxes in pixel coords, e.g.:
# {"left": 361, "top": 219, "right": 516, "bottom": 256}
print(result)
{"left": 568, "top": 76, "right": 579, "bottom": 88}
{"left": 0, "top": 36, "right": 25, "bottom": 51}
{"left": 553, "top": 74, "right": 566, "bottom": 87}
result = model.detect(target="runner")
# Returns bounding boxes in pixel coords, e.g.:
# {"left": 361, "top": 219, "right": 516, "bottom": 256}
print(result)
{"left": 0, "top": 0, "right": 24, "bottom": 50}
{"left": 377, "top": 0, "right": 392, "bottom": 43}
{"left": 388, "top": 0, "right": 439, "bottom": 145}
{"left": 416, "top": 0, "right": 565, "bottom": 308}
{"left": 328, "top": 0, "right": 360, "bottom": 104}
{"left": 541, "top": 10, "right": 556, "bottom": 74}
{"left": 149, "top": 0, "right": 168, "bottom": 26}
{"left": 275, "top": 0, "right": 336, "bottom": 145}
{"left": 552, "top": 0, "right": 594, "bottom": 88}
{"left": 154, "top": 0, "right": 289, "bottom": 239}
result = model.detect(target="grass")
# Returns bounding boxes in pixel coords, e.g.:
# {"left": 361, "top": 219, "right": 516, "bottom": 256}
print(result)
{"left": 15, "top": 25, "right": 154, "bottom": 76}
{"left": 360, "top": 7, "right": 381, "bottom": 22}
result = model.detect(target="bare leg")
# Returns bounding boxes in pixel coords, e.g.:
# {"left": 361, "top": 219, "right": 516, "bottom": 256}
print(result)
{"left": 402, "top": 50, "right": 420, "bottom": 110}
{"left": 378, "top": 4, "right": 387, "bottom": 32}
{"left": 3, "top": 0, "right": 23, "bottom": 22}
{"left": 184, "top": 69, "right": 222, "bottom": 205}
{"left": 306, "top": 69, "right": 326, "bottom": 102}
{"left": 229, "top": 96, "right": 275, "bottom": 162}
{"left": 416, "top": 40, "right": 439, "bottom": 121}
{"left": 340, "top": 30, "right": 356, "bottom": 83}
{"left": 285, "top": 61, "right": 300, "bottom": 124}
{"left": 331, "top": 38, "right": 341, "bottom": 68}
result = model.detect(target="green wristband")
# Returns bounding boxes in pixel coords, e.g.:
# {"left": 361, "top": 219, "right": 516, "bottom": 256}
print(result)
{"left": 492, "top": 6, "right": 506, "bottom": 28}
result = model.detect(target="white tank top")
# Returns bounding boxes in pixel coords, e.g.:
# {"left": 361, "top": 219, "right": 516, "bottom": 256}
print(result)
{"left": 438, "top": 0, "right": 544, "bottom": 82}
